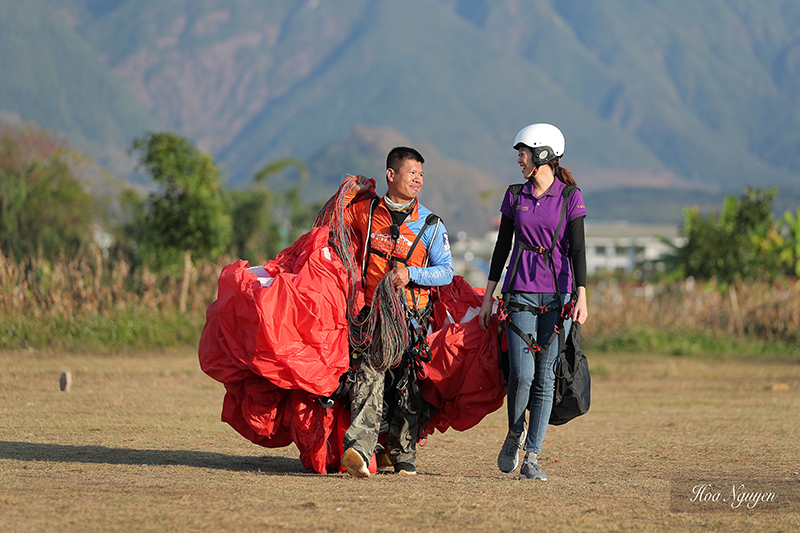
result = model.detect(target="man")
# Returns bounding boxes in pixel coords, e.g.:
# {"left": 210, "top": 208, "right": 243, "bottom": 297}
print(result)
{"left": 339, "top": 146, "right": 453, "bottom": 478}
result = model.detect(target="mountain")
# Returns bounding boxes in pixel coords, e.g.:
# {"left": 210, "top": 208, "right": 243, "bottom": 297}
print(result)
{"left": 2, "top": 0, "right": 799, "bottom": 228}
{"left": 304, "top": 125, "right": 501, "bottom": 235}
{"left": 0, "top": 0, "right": 157, "bottom": 177}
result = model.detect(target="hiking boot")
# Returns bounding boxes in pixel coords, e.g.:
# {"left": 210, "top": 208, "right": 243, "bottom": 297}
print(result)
{"left": 518, "top": 454, "right": 546, "bottom": 481}
{"left": 394, "top": 462, "right": 416, "bottom": 476}
{"left": 341, "top": 448, "right": 370, "bottom": 478}
{"left": 497, "top": 429, "right": 526, "bottom": 473}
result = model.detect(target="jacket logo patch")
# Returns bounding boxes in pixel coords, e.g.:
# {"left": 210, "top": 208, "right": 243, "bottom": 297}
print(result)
{"left": 516, "top": 205, "right": 529, "bottom": 211}
{"left": 442, "top": 232, "right": 450, "bottom": 251}
{"left": 371, "top": 231, "right": 412, "bottom": 256}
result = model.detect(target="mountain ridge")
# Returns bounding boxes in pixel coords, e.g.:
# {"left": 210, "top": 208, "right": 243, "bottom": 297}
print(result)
{"left": 2, "top": 0, "right": 799, "bottom": 228}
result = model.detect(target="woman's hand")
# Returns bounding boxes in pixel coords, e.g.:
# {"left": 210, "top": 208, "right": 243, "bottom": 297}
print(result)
{"left": 572, "top": 286, "right": 588, "bottom": 325}
{"left": 478, "top": 281, "right": 498, "bottom": 332}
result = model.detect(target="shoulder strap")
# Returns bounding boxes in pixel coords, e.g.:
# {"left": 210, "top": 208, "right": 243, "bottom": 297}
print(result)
{"left": 546, "top": 185, "right": 578, "bottom": 295}
{"left": 548, "top": 185, "right": 577, "bottom": 258}
{"left": 508, "top": 183, "right": 524, "bottom": 219}
{"left": 401, "top": 212, "right": 441, "bottom": 313}
{"left": 361, "top": 196, "right": 381, "bottom": 285}
{"left": 501, "top": 183, "right": 526, "bottom": 293}
{"left": 405, "top": 213, "right": 440, "bottom": 263}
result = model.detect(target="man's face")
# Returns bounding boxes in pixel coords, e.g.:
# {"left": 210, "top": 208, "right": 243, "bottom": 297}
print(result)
{"left": 386, "top": 158, "right": 424, "bottom": 204}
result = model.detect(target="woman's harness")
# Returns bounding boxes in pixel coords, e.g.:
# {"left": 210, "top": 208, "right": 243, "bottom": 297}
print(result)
{"left": 499, "top": 183, "right": 578, "bottom": 360}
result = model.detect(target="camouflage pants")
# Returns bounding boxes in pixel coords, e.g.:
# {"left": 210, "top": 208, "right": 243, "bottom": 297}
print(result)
{"left": 343, "top": 362, "right": 420, "bottom": 467}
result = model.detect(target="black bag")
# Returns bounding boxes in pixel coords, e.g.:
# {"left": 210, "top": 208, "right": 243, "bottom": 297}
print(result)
{"left": 549, "top": 323, "right": 591, "bottom": 425}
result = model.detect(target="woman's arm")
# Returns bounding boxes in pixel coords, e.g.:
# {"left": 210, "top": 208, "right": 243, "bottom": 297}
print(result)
{"left": 479, "top": 215, "right": 514, "bottom": 331}
{"left": 567, "top": 216, "right": 588, "bottom": 325}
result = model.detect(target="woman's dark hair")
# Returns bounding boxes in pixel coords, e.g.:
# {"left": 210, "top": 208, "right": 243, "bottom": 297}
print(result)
{"left": 549, "top": 159, "right": 577, "bottom": 187}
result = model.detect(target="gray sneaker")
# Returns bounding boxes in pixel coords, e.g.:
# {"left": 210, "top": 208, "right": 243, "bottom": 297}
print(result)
{"left": 497, "top": 429, "right": 526, "bottom": 473}
{"left": 518, "top": 454, "right": 547, "bottom": 481}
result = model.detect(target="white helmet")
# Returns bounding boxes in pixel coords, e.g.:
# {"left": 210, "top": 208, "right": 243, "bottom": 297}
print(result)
{"left": 513, "top": 123, "right": 565, "bottom": 165}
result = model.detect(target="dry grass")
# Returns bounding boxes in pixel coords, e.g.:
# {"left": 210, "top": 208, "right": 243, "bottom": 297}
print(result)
{"left": 583, "top": 278, "right": 800, "bottom": 346}
{"left": 0, "top": 247, "right": 225, "bottom": 317}
{"left": 2, "top": 247, "right": 798, "bottom": 349}
{"left": 1, "top": 349, "right": 798, "bottom": 532}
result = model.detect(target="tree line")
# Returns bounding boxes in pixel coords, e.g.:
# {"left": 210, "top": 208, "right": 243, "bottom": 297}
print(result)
{"left": 1, "top": 122, "right": 799, "bottom": 302}
{"left": 0, "top": 124, "right": 320, "bottom": 310}
{"left": 663, "top": 188, "right": 800, "bottom": 284}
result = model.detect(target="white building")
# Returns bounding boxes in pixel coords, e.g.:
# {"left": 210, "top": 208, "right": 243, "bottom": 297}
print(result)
{"left": 585, "top": 223, "right": 684, "bottom": 275}
{"left": 450, "top": 223, "right": 684, "bottom": 285}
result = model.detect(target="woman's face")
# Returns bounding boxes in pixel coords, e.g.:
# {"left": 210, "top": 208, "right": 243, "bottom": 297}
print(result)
{"left": 517, "top": 146, "right": 537, "bottom": 179}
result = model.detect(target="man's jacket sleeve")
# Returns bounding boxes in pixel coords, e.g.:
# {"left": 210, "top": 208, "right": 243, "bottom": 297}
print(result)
{"left": 407, "top": 222, "right": 453, "bottom": 287}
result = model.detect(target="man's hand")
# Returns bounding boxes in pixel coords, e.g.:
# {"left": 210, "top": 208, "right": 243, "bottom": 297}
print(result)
{"left": 391, "top": 266, "right": 410, "bottom": 289}
{"left": 354, "top": 174, "right": 372, "bottom": 194}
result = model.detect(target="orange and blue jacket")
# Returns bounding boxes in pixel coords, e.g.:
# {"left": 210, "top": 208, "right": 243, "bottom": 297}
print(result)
{"left": 343, "top": 186, "right": 453, "bottom": 309}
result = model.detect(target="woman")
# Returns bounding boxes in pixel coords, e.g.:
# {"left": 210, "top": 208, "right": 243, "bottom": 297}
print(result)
{"left": 478, "top": 123, "right": 588, "bottom": 481}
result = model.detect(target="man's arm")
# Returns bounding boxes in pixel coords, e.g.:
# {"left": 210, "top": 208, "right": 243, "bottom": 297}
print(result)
{"left": 406, "top": 222, "right": 453, "bottom": 287}
{"left": 317, "top": 175, "right": 375, "bottom": 227}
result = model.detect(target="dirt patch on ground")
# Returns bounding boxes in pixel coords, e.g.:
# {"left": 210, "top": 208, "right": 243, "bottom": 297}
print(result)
{"left": 1, "top": 351, "right": 798, "bottom": 532}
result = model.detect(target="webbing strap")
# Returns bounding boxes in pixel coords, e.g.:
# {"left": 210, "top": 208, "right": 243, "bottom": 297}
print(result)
{"left": 361, "top": 197, "right": 381, "bottom": 287}
{"left": 506, "top": 301, "right": 561, "bottom": 315}
{"left": 401, "top": 213, "right": 441, "bottom": 310}
{"left": 505, "top": 320, "right": 560, "bottom": 357}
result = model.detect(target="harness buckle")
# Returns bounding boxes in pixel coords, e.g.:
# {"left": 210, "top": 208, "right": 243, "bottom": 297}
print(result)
{"left": 561, "top": 301, "right": 575, "bottom": 320}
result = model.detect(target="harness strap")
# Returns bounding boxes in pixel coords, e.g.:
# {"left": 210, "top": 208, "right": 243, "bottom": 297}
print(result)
{"left": 405, "top": 213, "right": 439, "bottom": 263}
{"left": 402, "top": 213, "right": 440, "bottom": 314}
{"left": 506, "top": 301, "right": 561, "bottom": 315}
{"left": 361, "top": 196, "right": 381, "bottom": 287}
{"left": 505, "top": 320, "right": 561, "bottom": 358}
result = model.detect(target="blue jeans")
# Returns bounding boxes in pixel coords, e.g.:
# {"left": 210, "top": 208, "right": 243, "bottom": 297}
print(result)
{"left": 506, "top": 292, "right": 573, "bottom": 454}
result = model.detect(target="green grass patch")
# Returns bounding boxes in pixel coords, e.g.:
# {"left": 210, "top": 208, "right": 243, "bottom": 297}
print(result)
{"left": 3, "top": 311, "right": 798, "bottom": 361}
{"left": 0, "top": 310, "right": 206, "bottom": 353}
{"left": 583, "top": 324, "right": 800, "bottom": 360}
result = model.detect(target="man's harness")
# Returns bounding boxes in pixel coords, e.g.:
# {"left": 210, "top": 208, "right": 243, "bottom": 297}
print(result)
{"left": 318, "top": 199, "right": 442, "bottom": 408}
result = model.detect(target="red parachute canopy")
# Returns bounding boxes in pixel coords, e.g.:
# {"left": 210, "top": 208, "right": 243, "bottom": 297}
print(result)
{"left": 199, "top": 217, "right": 505, "bottom": 475}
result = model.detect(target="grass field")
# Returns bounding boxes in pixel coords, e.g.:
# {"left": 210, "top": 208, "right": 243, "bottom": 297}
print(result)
{"left": 1, "top": 349, "right": 798, "bottom": 532}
